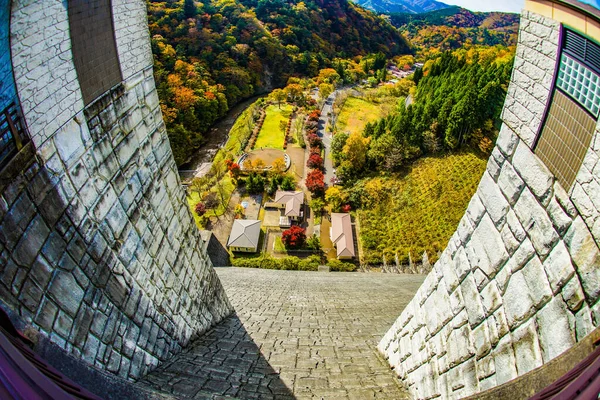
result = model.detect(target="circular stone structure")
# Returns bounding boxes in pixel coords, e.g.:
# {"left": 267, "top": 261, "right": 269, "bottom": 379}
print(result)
{"left": 246, "top": 148, "right": 286, "bottom": 165}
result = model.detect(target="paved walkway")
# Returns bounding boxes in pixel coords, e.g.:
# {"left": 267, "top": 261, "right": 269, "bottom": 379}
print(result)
{"left": 141, "top": 268, "right": 424, "bottom": 399}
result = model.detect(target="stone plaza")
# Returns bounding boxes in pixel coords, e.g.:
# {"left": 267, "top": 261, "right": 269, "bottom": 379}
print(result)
{"left": 141, "top": 268, "right": 425, "bottom": 399}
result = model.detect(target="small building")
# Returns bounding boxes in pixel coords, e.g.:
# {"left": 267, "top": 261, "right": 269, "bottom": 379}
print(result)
{"left": 227, "top": 220, "right": 262, "bottom": 253}
{"left": 273, "top": 191, "right": 305, "bottom": 227}
{"left": 330, "top": 213, "right": 356, "bottom": 259}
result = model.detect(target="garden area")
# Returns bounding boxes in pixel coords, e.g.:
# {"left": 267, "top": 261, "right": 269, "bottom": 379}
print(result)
{"left": 253, "top": 104, "right": 293, "bottom": 150}
{"left": 355, "top": 150, "right": 487, "bottom": 265}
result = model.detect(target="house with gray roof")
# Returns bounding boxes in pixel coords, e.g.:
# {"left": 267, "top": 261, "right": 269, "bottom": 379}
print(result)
{"left": 227, "top": 220, "right": 262, "bottom": 252}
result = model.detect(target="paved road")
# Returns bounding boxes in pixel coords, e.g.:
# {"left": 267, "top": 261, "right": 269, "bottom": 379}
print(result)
{"left": 319, "top": 94, "right": 337, "bottom": 187}
{"left": 141, "top": 268, "right": 424, "bottom": 399}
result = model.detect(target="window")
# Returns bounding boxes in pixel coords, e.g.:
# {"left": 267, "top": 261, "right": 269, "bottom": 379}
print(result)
{"left": 556, "top": 54, "right": 600, "bottom": 116}
{"left": 68, "top": 0, "right": 122, "bottom": 105}
{"left": 0, "top": 3, "right": 29, "bottom": 169}
{"left": 535, "top": 28, "right": 600, "bottom": 190}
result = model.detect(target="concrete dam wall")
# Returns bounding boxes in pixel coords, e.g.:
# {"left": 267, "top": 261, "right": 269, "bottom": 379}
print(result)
{"left": 0, "top": 0, "right": 231, "bottom": 380}
{"left": 379, "top": 2, "right": 600, "bottom": 398}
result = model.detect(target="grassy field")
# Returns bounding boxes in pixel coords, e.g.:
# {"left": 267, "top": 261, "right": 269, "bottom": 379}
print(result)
{"left": 336, "top": 97, "right": 395, "bottom": 136}
{"left": 356, "top": 151, "right": 487, "bottom": 265}
{"left": 254, "top": 104, "right": 292, "bottom": 150}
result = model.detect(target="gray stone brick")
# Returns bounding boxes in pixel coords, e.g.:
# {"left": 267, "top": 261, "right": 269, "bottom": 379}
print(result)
{"left": 30, "top": 255, "right": 53, "bottom": 288}
{"left": 460, "top": 274, "right": 485, "bottom": 328}
{"left": 514, "top": 188, "right": 558, "bottom": 258}
{"left": 543, "top": 242, "right": 575, "bottom": 294}
{"left": 478, "top": 173, "right": 510, "bottom": 226}
{"left": 33, "top": 297, "right": 57, "bottom": 332}
{"left": 503, "top": 271, "right": 535, "bottom": 329}
{"left": 13, "top": 215, "right": 50, "bottom": 266}
{"left": 565, "top": 217, "right": 600, "bottom": 303}
{"left": 512, "top": 318, "right": 543, "bottom": 375}
{"left": 561, "top": 276, "right": 585, "bottom": 312}
{"left": 498, "top": 161, "right": 525, "bottom": 206}
{"left": 536, "top": 297, "right": 574, "bottom": 363}
{"left": 512, "top": 141, "right": 554, "bottom": 202}
{"left": 18, "top": 279, "right": 43, "bottom": 312}
{"left": 467, "top": 214, "right": 508, "bottom": 278}
{"left": 493, "top": 334, "right": 518, "bottom": 385}
{"left": 48, "top": 271, "right": 84, "bottom": 317}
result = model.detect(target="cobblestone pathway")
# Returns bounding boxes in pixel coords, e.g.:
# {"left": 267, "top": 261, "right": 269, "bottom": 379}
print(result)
{"left": 141, "top": 268, "right": 424, "bottom": 399}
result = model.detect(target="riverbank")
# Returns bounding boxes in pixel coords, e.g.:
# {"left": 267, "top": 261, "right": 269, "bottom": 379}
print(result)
{"left": 178, "top": 96, "right": 261, "bottom": 182}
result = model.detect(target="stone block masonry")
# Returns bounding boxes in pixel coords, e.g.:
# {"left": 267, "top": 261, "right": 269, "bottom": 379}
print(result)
{"left": 379, "top": 9, "right": 600, "bottom": 399}
{"left": 0, "top": 0, "right": 231, "bottom": 380}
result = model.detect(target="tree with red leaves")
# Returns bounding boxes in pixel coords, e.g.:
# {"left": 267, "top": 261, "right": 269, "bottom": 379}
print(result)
{"left": 281, "top": 226, "right": 306, "bottom": 249}
{"left": 228, "top": 162, "right": 241, "bottom": 178}
{"left": 308, "top": 110, "right": 321, "bottom": 121}
{"left": 306, "top": 169, "right": 325, "bottom": 197}
{"left": 195, "top": 202, "right": 207, "bottom": 216}
{"left": 307, "top": 133, "right": 322, "bottom": 148}
{"left": 307, "top": 153, "right": 324, "bottom": 169}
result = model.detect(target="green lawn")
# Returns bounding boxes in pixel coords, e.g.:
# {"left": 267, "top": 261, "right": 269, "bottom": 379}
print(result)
{"left": 336, "top": 97, "right": 395, "bottom": 136}
{"left": 254, "top": 104, "right": 292, "bottom": 150}
{"left": 356, "top": 151, "right": 487, "bottom": 265}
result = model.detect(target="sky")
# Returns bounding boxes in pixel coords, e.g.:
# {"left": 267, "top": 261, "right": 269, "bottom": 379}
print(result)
{"left": 440, "top": 0, "right": 600, "bottom": 13}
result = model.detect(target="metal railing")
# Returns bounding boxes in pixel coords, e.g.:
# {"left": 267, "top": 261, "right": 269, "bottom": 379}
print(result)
{"left": 0, "top": 102, "right": 29, "bottom": 170}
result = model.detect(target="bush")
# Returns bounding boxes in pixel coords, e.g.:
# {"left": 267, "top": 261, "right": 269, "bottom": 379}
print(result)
{"left": 280, "top": 175, "right": 296, "bottom": 191}
{"left": 282, "top": 226, "right": 306, "bottom": 248}
{"left": 307, "top": 133, "right": 322, "bottom": 148}
{"left": 194, "top": 202, "right": 206, "bottom": 216}
{"left": 307, "top": 153, "right": 324, "bottom": 169}
{"left": 306, "top": 234, "right": 321, "bottom": 251}
{"left": 231, "top": 255, "right": 316, "bottom": 271}
{"left": 306, "top": 170, "right": 325, "bottom": 197}
{"left": 298, "top": 255, "right": 321, "bottom": 271}
{"left": 246, "top": 173, "right": 265, "bottom": 194}
{"left": 328, "top": 259, "right": 357, "bottom": 272}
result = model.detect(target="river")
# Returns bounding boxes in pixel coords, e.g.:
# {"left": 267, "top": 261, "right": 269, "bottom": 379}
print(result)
{"left": 178, "top": 96, "right": 259, "bottom": 182}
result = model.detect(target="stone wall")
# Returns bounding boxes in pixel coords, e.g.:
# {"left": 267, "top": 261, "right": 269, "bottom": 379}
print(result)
{"left": 0, "top": 0, "right": 231, "bottom": 380}
{"left": 378, "top": 10, "right": 600, "bottom": 399}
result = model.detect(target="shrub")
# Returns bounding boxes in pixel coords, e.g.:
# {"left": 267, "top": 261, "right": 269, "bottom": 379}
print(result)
{"left": 282, "top": 226, "right": 306, "bottom": 249}
{"left": 307, "top": 133, "right": 322, "bottom": 148}
{"left": 194, "top": 202, "right": 206, "bottom": 216}
{"left": 306, "top": 170, "right": 325, "bottom": 197}
{"left": 246, "top": 173, "right": 265, "bottom": 194}
{"left": 328, "top": 259, "right": 357, "bottom": 272}
{"left": 307, "top": 153, "right": 324, "bottom": 169}
{"left": 308, "top": 110, "right": 321, "bottom": 121}
{"left": 231, "top": 255, "right": 313, "bottom": 271}
{"left": 306, "top": 234, "right": 321, "bottom": 251}
{"left": 280, "top": 175, "right": 296, "bottom": 191}
{"left": 299, "top": 255, "right": 321, "bottom": 271}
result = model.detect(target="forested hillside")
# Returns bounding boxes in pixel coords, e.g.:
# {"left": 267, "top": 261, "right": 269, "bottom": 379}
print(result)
{"left": 389, "top": 6, "right": 519, "bottom": 56}
{"left": 147, "top": 0, "right": 410, "bottom": 165}
{"left": 332, "top": 46, "right": 514, "bottom": 183}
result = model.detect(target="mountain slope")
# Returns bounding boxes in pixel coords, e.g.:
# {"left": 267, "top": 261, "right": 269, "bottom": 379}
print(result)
{"left": 147, "top": 0, "right": 410, "bottom": 165}
{"left": 389, "top": 6, "right": 519, "bottom": 55}
{"left": 351, "top": 0, "right": 449, "bottom": 14}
